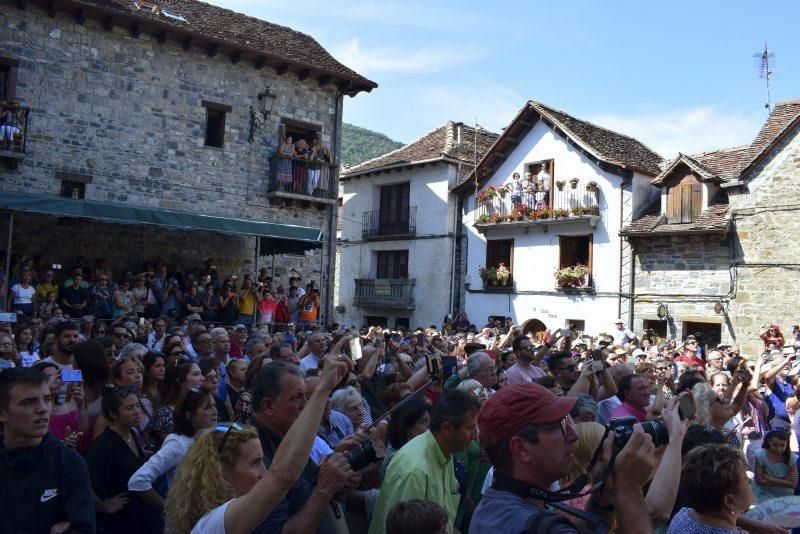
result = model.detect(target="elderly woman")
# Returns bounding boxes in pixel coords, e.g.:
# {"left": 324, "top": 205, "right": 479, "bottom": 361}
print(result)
{"left": 331, "top": 386, "right": 365, "bottom": 430}
{"left": 692, "top": 376, "right": 749, "bottom": 447}
{"left": 569, "top": 393, "right": 598, "bottom": 423}
{"left": 668, "top": 444, "right": 752, "bottom": 533}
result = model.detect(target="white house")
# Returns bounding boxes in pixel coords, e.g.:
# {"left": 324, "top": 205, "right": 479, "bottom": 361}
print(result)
{"left": 453, "top": 101, "right": 663, "bottom": 337}
{"left": 337, "top": 121, "right": 497, "bottom": 329}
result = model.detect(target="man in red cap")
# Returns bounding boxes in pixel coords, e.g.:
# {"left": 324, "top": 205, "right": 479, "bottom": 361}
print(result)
{"left": 471, "top": 383, "right": 656, "bottom": 533}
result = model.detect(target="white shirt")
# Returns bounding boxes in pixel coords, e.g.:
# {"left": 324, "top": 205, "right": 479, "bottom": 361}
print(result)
{"left": 128, "top": 434, "right": 194, "bottom": 492}
{"left": 311, "top": 435, "right": 334, "bottom": 465}
{"left": 11, "top": 284, "right": 34, "bottom": 304}
{"left": 192, "top": 499, "right": 231, "bottom": 534}
{"left": 147, "top": 331, "right": 166, "bottom": 353}
{"left": 300, "top": 353, "right": 322, "bottom": 372}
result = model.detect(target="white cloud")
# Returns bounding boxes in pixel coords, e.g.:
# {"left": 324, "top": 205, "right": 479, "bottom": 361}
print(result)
{"left": 588, "top": 107, "right": 763, "bottom": 159}
{"left": 331, "top": 37, "right": 485, "bottom": 75}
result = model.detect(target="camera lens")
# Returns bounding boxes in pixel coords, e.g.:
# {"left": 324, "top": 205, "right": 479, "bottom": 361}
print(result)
{"left": 639, "top": 420, "right": 669, "bottom": 448}
{"left": 610, "top": 416, "right": 669, "bottom": 450}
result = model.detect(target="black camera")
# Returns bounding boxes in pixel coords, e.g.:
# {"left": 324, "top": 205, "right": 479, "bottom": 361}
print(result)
{"left": 608, "top": 416, "right": 669, "bottom": 450}
{"left": 344, "top": 439, "right": 377, "bottom": 471}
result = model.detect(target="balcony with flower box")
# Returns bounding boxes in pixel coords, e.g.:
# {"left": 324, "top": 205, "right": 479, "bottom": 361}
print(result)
{"left": 0, "top": 104, "right": 31, "bottom": 170}
{"left": 473, "top": 180, "right": 600, "bottom": 233}
{"left": 477, "top": 263, "right": 514, "bottom": 293}
{"left": 554, "top": 264, "right": 594, "bottom": 294}
{"left": 267, "top": 154, "right": 338, "bottom": 209}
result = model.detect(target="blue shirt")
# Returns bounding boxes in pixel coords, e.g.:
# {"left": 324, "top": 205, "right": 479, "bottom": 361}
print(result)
{"left": 471, "top": 488, "right": 579, "bottom": 533}
{"left": 317, "top": 410, "right": 353, "bottom": 448}
{"left": 766, "top": 376, "right": 793, "bottom": 420}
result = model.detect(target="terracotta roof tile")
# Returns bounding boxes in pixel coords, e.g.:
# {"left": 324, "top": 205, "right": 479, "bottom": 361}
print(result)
{"left": 531, "top": 102, "right": 664, "bottom": 176}
{"left": 70, "top": 0, "right": 376, "bottom": 92}
{"left": 342, "top": 122, "right": 498, "bottom": 176}
{"left": 738, "top": 98, "right": 800, "bottom": 176}
{"left": 689, "top": 146, "right": 752, "bottom": 182}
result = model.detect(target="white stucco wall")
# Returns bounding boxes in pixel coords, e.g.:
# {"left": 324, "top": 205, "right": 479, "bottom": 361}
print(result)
{"left": 463, "top": 120, "right": 633, "bottom": 333}
{"left": 337, "top": 161, "right": 459, "bottom": 328}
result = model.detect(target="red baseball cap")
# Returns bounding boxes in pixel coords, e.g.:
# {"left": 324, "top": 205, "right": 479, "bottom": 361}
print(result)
{"left": 478, "top": 383, "right": 577, "bottom": 449}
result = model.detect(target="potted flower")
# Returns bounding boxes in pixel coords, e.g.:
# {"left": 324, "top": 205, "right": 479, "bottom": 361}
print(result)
{"left": 495, "top": 263, "right": 511, "bottom": 286}
{"left": 586, "top": 180, "right": 599, "bottom": 192}
{"left": 572, "top": 205, "right": 586, "bottom": 216}
{"left": 475, "top": 213, "right": 491, "bottom": 225}
{"left": 569, "top": 177, "right": 580, "bottom": 189}
{"left": 496, "top": 184, "right": 510, "bottom": 199}
{"left": 535, "top": 207, "right": 552, "bottom": 220}
{"left": 585, "top": 205, "right": 599, "bottom": 215}
{"left": 483, "top": 186, "right": 498, "bottom": 200}
{"left": 555, "top": 180, "right": 566, "bottom": 191}
{"left": 554, "top": 264, "right": 590, "bottom": 288}
{"left": 477, "top": 190, "right": 490, "bottom": 204}
{"left": 509, "top": 208, "right": 525, "bottom": 222}
{"left": 552, "top": 208, "right": 570, "bottom": 219}
{"left": 479, "top": 266, "right": 497, "bottom": 286}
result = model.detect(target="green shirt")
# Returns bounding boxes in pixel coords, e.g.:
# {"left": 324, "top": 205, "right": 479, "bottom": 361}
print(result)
{"left": 368, "top": 430, "right": 460, "bottom": 534}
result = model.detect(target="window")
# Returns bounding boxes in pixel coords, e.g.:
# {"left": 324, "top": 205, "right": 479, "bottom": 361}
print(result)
{"left": 526, "top": 159, "right": 554, "bottom": 207}
{"left": 559, "top": 235, "right": 592, "bottom": 284}
{"left": 681, "top": 322, "right": 721, "bottom": 351}
{"left": 643, "top": 319, "right": 667, "bottom": 339}
{"left": 379, "top": 183, "right": 410, "bottom": 234}
{"left": 376, "top": 250, "right": 408, "bottom": 279}
{"left": 202, "top": 101, "right": 231, "bottom": 148}
{"left": 364, "top": 315, "right": 388, "bottom": 328}
{"left": 280, "top": 118, "right": 322, "bottom": 154}
{"left": 0, "top": 57, "right": 18, "bottom": 103}
{"left": 666, "top": 175, "right": 702, "bottom": 223}
{"left": 60, "top": 181, "right": 85, "bottom": 199}
{"left": 565, "top": 319, "right": 585, "bottom": 335}
{"left": 394, "top": 317, "right": 410, "bottom": 330}
{"left": 486, "top": 239, "right": 513, "bottom": 278}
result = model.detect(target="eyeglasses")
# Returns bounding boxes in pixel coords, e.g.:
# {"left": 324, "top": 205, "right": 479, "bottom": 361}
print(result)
{"left": 557, "top": 364, "right": 577, "bottom": 372}
{"left": 215, "top": 422, "right": 246, "bottom": 453}
{"left": 113, "top": 332, "right": 131, "bottom": 340}
{"left": 656, "top": 366, "right": 668, "bottom": 371}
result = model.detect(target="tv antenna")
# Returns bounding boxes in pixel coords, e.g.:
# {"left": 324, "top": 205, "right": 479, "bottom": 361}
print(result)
{"left": 753, "top": 43, "right": 774, "bottom": 112}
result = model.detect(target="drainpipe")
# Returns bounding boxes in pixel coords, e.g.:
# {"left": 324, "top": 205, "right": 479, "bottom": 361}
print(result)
{"left": 617, "top": 185, "right": 624, "bottom": 320}
{"left": 448, "top": 164, "right": 461, "bottom": 320}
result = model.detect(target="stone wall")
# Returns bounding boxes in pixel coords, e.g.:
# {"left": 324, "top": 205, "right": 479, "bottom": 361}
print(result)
{"left": 0, "top": 5, "right": 341, "bottom": 314}
{"left": 630, "top": 234, "right": 731, "bottom": 342}
{"left": 726, "top": 124, "right": 800, "bottom": 355}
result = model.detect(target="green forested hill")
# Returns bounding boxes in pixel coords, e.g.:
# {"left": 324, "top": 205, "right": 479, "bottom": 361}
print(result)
{"left": 341, "top": 123, "right": 404, "bottom": 166}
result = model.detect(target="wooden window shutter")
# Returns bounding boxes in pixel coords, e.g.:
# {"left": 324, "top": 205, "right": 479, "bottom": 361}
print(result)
{"left": 691, "top": 184, "right": 702, "bottom": 219}
{"left": 666, "top": 189, "right": 678, "bottom": 224}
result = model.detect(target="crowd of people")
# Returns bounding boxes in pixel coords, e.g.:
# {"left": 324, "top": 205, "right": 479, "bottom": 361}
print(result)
{"left": 1, "top": 261, "right": 799, "bottom": 533}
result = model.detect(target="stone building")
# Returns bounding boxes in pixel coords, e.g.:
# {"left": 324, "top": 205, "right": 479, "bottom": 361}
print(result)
{"left": 622, "top": 99, "right": 800, "bottom": 355}
{"left": 455, "top": 101, "right": 663, "bottom": 337}
{"left": 0, "top": 0, "right": 375, "bottom": 321}
{"left": 337, "top": 122, "right": 497, "bottom": 329}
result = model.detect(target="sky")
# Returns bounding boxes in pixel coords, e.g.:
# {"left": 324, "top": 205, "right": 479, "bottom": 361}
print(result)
{"left": 207, "top": 0, "right": 800, "bottom": 159}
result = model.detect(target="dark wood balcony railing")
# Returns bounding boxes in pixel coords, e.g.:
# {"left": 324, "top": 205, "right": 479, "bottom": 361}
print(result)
{"left": 354, "top": 278, "right": 415, "bottom": 309}
{"left": 362, "top": 207, "right": 417, "bottom": 239}
{"left": 267, "top": 155, "right": 337, "bottom": 201}
{"left": 0, "top": 104, "right": 31, "bottom": 160}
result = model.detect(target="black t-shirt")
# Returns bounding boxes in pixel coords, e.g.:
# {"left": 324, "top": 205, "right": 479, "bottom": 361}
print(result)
{"left": 85, "top": 428, "right": 148, "bottom": 533}
{"left": 62, "top": 286, "right": 88, "bottom": 309}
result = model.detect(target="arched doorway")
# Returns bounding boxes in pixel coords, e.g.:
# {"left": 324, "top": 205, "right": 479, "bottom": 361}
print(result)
{"left": 521, "top": 318, "right": 548, "bottom": 342}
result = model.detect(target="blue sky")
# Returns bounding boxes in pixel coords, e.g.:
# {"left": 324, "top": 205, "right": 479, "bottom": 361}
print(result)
{"left": 208, "top": 0, "right": 800, "bottom": 158}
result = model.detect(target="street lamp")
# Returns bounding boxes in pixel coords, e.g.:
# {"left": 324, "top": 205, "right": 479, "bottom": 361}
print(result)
{"left": 656, "top": 303, "right": 668, "bottom": 320}
{"left": 248, "top": 85, "right": 277, "bottom": 143}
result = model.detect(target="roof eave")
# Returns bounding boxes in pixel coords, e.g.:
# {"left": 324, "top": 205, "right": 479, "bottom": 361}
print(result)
{"left": 341, "top": 155, "right": 466, "bottom": 180}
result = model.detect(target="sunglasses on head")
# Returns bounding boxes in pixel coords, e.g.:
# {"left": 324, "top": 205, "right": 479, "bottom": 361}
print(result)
{"left": 215, "top": 422, "right": 246, "bottom": 453}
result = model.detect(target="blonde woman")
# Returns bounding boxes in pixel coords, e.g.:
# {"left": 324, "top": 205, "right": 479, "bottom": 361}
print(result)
{"left": 165, "top": 357, "right": 351, "bottom": 533}
{"left": 561, "top": 421, "right": 606, "bottom": 512}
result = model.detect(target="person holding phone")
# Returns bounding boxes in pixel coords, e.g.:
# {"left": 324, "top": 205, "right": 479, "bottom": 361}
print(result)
{"left": 33, "top": 361, "right": 89, "bottom": 449}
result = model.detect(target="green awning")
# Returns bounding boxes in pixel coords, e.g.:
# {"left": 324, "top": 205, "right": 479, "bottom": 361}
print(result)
{"left": 0, "top": 192, "right": 323, "bottom": 254}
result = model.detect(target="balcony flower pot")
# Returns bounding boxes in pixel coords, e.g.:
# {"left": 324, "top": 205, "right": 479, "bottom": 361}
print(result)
{"left": 552, "top": 208, "right": 569, "bottom": 219}
{"left": 569, "top": 177, "right": 580, "bottom": 189}
{"left": 555, "top": 180, "right": 566, "bottom": 191}
{"left": 495, "top": 263, "right": 511, "bottom": 286}
{"left": 497, "top": 185, "right": 510, "bottom": 198}
{"left": 479, "top": 266, "right": 496, "bottom": 286}
{"left": 586, "top": 180, "right": 599, "bottom": 192}
{"left": 555, "top": 264, "right": 590, "bottom": 288}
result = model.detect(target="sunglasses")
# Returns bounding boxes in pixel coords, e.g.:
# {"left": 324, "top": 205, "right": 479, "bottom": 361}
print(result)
{"left": 215, "top": 422, "right": 246, "bottom": 453}
{"left": 113, "top": 332, "right": 131, "bottom": 340}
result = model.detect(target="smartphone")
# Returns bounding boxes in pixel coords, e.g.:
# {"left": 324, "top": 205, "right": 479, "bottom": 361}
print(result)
{"left": 590, "top": 349, "right": 604, "bottom": 372}
{"left": 442, "top": 356, "right": 458, "bottom": 379}
{"left": 139, "top": 318, "right": 145, "bottom": 326}
{"left": 559, "top": 328, "right": 571, "bottom": 338}
{"left": 678, "top": 394, "right": 695, "bottom": 421}
{"left": 348, "top": 337, "right": 362, "bottom": 361}
{"left": 61, "top": 369, "right": 83, "bottom": 382}
{"left": 416, "top": 333, "right": 425, "bottom": 346}
{"left": 52, "top": 263, "right": 62, "bottom": 270}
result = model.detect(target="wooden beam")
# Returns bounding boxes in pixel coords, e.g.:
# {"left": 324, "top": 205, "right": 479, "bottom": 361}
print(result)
{"left": 157, "top": 31, "right": 168, "bottom": 44}
{"left": 208, "top": 44, "right": 219, "bottom": 57}
{"left": 47, "top": 0, "right": 58, "bottom": 17}
{"left": 337, "top": 80, "right": 353, "bottom": 92}
{"left": 182, "top": 36, "right": 193, "bottom": 51}
{"left": 276, "top": 63, "right": 289, "bottom": 75}
{"left": 103, "top": 15, "right": 114, "bottom": 31}
{"left": 254, "top": 57, "right": 267, "bottom": 70}
{"left": 506, "top": 136, "right": 519, "bottom": 145}
{"left": 231, "top": 51, "right": 242, "bottom": 64}
{"left": 520, "top": 120, "right": 532, "bottom": 127}
{"left": 130, "top": 23, "right": 142, "bottom": 38}
{"left": 75, "top": 8, "right": 86, "bottom": 25}
{"left": 298, "top": 69, "right": 311, "bottom": 81}
{"left": 317, "top": 75, "right": 332, "bottom": 87}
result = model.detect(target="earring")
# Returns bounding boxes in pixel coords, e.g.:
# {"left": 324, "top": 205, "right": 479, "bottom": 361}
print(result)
{"left": 729, "top": 507, "right": 735, "bottom": 516}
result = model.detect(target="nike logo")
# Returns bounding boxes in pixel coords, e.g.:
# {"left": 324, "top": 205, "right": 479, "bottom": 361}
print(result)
{"left": 40, "top": 489, "right": 58, "bottom": 502}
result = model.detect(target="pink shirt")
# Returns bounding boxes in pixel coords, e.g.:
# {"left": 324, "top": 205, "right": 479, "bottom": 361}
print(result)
{"left": 506, "top": 362, "right": 546, "bottom": 384}
{"left": 610, "top": 401, "right": 647, "bottom": 423}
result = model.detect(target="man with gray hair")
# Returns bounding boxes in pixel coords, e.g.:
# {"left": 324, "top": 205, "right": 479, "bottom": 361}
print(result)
{"left": 300, "top": 332, "right": 327, "bottom": 372}
{"left": 246, "top": 335, "right": 270, "bottom": 362}
{"left": 250, "top": 362, "right": 354, "bottom": 533}
{"left": 446, "top": 351, "right": 498, "bottom": 392}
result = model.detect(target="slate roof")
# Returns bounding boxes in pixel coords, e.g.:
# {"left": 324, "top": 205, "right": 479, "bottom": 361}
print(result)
{"left": 738, "top": 98, "right": 800, "bottom": 178}
{"left": 57, "top": 0, "right": 376, "bottom": 94}
{"left": 341, "top": 122, "right": 499, "bottom": 177}
{"left": 651, "top": 145, "right": 751, "bottom": 186}
{"left": 531, "top": 102, "right": 664, "bottom": 176}
{"left": 620, "top": 193, "right": 730, "bottom": 236}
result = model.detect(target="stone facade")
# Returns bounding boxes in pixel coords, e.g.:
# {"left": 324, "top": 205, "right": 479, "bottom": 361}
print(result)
{"left": 726, "top": 124, "right": 800, "bottom": 354}
{"left": 630, "top": 234, "right": 730, "bottom": 341}
{"left": 0, "top": 5, "right": 353, "bottom": 319}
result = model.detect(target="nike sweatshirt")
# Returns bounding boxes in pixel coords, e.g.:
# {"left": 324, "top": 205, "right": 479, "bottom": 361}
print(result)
{"left": 0, "top": 432, "right": 95, "bottom": 533}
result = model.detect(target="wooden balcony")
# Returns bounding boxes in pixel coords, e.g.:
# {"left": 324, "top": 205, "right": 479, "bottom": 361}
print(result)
{"left": 474, "top": 183, "right": 600, "bottom": 233}
{"left": 267, "top": 155, "right": 337, "bottom": 208}
{"left": 354, "top": 278, "right": 415, "bottom": 309}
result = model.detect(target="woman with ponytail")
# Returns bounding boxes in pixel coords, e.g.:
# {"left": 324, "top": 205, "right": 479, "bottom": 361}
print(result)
{"left": 165, "top": 357, "right": 352, "bottom": 534}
